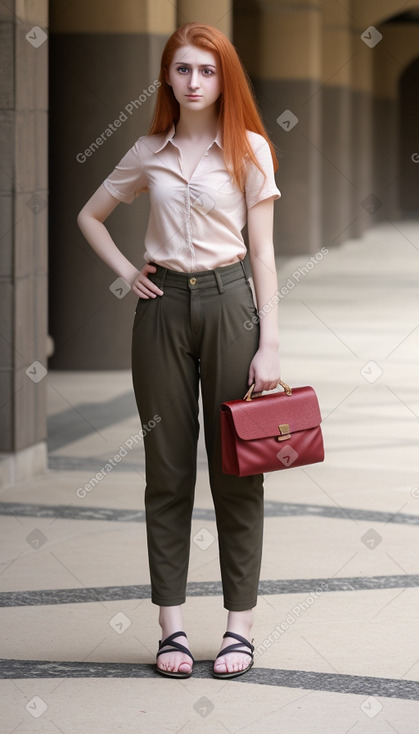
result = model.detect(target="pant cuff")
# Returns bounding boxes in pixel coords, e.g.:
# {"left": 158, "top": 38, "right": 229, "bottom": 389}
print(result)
{"left": 152, "top": 594, "right": 186, "bottom": 607}
{"left": 224, "top": 598, "right": 258, "bottom": 611}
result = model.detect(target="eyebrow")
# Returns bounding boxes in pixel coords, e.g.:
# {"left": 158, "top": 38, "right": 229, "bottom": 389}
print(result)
{"left": 174, "top": 62, "right": 216, "bottom": 68}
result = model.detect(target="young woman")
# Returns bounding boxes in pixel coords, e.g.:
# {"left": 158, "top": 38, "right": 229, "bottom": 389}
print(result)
{"left": 77, "top": 22, "right": 281, "bottom": 680}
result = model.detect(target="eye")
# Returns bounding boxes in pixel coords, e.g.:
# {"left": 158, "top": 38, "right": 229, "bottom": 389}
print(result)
{"left": 176, "top": 66, "right": 189, "bottom": 74}
{"left": 203, "top": 68, "right": 215, "bottom": 75}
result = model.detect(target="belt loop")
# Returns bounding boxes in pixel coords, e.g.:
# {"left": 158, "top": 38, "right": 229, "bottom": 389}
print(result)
{"left": 214, "top": 268, "right": 225, "bottom": 294}
{"left": 239, "top": 259, "right": 248, "bottom": 281}
{"left": 159, "top": 267, "right": 168, "bottom": 290}
{"left": 151, "top": 262, "right": 168, "bottom": 289}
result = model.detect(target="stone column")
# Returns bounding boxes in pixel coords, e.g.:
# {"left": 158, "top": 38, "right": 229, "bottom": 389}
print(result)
{"left": 349, "top": 23, "right": 374, "bottom": 240}
{"left": 48, "top": 0, "right": 175, "bottom": 369}
{"left": 0, "top": 1, "right": 49, "bottom": 485}
{"left": 234, "top": 0, "right": 323, "bottom": 256}
{"left": 321, "top": 1, "right": 355, "bottom": 246}
{"left": 352, "top": 1, "right": 419, "bottom": 225}
{"left": 177, "top": 0, "right": 232, "bottom": 37}
{"left": 370, "top": 20, "right": 419, "bottom": 222}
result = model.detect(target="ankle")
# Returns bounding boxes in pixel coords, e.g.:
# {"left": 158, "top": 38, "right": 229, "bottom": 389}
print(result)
{"left": 158, "top": 605, "right": 185, "bottom": 638}
{"left": 226, "top": 609, "right": 253, "bottom": 636}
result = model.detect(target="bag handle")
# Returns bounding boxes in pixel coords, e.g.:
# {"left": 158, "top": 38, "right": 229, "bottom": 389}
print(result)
{"left": 243, "top": 380, "right": 292, "bottom": 401}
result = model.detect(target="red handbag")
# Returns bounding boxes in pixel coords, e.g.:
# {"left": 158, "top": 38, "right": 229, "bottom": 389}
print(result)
{"left": 220, "top": 380, "right": 324, "bottom": 477}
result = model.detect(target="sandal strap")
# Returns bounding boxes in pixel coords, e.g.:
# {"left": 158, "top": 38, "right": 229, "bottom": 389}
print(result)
{"left": 158, "top": 630, "right": 187, "bottom": 648}
{"left": 223, "top": 631, "right": 254, "bottom": 652}
{"left": 215, "top": 631, "right": 254, "bottom": 661}
{"left": 156, "top": 630, "right": 194, "bottom": 662}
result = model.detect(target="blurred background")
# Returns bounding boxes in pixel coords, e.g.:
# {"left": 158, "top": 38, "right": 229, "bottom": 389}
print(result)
{"left": 1, "top": 0, "right": 419, "bottom": 480}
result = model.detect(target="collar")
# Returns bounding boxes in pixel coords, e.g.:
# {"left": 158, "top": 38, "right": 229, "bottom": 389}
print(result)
{"left": 154, "top": 123, "right": 223, "bottom": 153}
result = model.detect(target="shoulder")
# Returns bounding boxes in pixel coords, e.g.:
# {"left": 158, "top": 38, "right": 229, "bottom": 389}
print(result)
{"left": 136, "top": 132, "right": 169, "bottom": 155}
{"left": 245, "top": 130, "right": 270, "bottom": 155}
{"left": 115, "top": 132, "right": 168, "bottom": 166}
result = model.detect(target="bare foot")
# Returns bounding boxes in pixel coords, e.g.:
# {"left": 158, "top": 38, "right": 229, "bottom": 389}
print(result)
{"left": 157, "top": 632, "right": 193, "bottom": 675}
{"left": 213, "top": 609, "right": 254, "bottom": 675}
{"left": 157, "top": 606, "right": 193, "bottom": 675}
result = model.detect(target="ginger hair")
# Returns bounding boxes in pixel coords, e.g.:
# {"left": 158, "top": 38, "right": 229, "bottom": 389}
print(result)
{"left": 149, "top": 22, "right": 278, "bottom": 190}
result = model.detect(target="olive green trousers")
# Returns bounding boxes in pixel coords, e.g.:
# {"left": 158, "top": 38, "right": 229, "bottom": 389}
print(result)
{"left": 131, "top": 259, "right": 264, "bottom": 611}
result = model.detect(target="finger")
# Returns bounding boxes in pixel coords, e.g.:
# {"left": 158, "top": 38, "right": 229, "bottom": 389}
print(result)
{"left": 140, "top": 271, "right": 164, "bottom": 296}
{"left": 142, "top": 263, "right": 157, "bottom": 275}
{"left": 133, "top": 278, "right": 163, "bottom": 297}
{"left": 142, "top": 282, "right": 164, "bottom": 297}
{"left": 133, "top": 284, "right": 158, "bottom": 299}
{"left": 253, "top": 379, "right": 269, "bottom": 393}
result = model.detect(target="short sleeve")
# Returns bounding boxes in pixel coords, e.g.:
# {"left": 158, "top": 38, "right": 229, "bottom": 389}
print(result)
{"left": 245, "top": 133, "right": 281, "bottom": 209}
{"left": 102, "top": 139, "right": 148, "bottom": 204}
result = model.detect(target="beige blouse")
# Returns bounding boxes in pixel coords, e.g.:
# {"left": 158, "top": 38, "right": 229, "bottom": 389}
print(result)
{"left": 103, "top": 124, "right": 281, "bottom": 272}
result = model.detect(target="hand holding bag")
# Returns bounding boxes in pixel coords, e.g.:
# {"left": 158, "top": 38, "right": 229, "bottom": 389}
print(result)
{"left": 220, "top": 380, "right": 324, "bottom": 476}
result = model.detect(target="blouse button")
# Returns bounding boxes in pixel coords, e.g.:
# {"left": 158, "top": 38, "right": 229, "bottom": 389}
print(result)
{"left": 203, "top": 151, "right": 209, "bottom": 156}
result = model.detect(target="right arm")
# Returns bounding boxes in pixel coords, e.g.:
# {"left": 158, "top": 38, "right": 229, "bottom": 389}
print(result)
{"left": 77, "top": 184, "right": 163, "bottom": 299}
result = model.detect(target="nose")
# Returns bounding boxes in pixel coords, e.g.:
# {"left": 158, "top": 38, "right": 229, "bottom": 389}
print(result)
{"left": 188, "top": 69, "right": 200, "bottom": 89}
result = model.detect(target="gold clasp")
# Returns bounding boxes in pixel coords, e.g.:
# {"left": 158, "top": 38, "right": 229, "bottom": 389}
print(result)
{"left": 277, "top": 424, "right": 291, "bottom": 441}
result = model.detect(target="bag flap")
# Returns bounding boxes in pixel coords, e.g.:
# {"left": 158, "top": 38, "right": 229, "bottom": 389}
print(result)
{"left": 221, "top": 386, "right": 322, "bottom": 441}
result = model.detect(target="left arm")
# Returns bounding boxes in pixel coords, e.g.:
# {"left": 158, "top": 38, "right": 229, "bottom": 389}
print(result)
{"left": 246, "top": 196, "right": 281, "bottom": 392}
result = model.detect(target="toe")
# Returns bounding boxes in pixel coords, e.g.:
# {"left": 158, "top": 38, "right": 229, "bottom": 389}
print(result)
{"left": 214, "top": 658, "right": 227, "bottom": 674}
{"left": 179, "top": 661, "right": 192, "bottom": 673}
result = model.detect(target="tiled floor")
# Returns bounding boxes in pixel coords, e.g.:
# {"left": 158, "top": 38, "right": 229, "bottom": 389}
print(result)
{"left": 1, "top": 221, "right": 419, "bottom": 732}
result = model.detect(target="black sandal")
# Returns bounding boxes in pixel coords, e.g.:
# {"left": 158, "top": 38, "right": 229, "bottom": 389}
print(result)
{"left": 212, "top": 631, "right": 254, "bottom": 679}
{"left": 156, "top": 630, "right": 194, "bottom": 679}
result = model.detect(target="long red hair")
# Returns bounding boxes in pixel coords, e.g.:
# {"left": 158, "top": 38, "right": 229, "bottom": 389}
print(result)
{"left": 148, "top": 22, "right": 278, "bottom": 190}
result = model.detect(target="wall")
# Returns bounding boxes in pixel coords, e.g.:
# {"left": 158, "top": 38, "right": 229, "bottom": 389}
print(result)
{"left": 0, "top": 0, "right": 49, "bottom": 484}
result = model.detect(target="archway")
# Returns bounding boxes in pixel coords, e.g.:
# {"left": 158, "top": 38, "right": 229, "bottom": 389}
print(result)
{"left": 399, "top": 56, "right": 419, "bottom": 215}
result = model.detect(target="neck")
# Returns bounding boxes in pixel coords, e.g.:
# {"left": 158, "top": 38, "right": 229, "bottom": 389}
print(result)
{"left": 175, "top": 105, "right": 219, "bottom": 140}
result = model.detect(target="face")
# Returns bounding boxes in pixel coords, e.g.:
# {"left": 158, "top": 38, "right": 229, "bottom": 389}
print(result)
{"left": 166, "top": 45, "right": 221, "bottom": 112}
